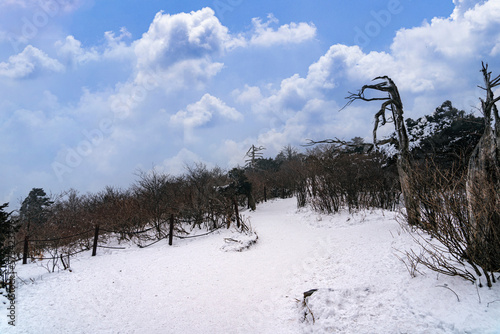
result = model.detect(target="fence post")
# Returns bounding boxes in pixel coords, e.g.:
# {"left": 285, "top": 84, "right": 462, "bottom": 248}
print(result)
{"left": 169, "top": 214, "right": 174, "bottom": 246}
{"left": 233, "top": 198, "right": 240, "bottom": 228}
{"left": 264, "top": 186, "right": 267, "bottom": 202}
{"left": 22, "top": 236, "right": 29, "bottom": 265}
{"left": 92, "top": 225, "right": 99, "bottom": 257}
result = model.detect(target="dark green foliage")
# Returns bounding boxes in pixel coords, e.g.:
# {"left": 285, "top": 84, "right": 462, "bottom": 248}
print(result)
{"left": 19, "top": 188, "right": 53, "bottom": 231}
{"left": 405, "top": 101, "right": 484, "bottom": 168}
{"left": 229, "top": 168, "right": 256, "bottom": 210}
{"left": 0, "top": 203, "right": 18, "bottom": 286}
{"left": 252, "top": 158, "right": 281, "bottom": 172}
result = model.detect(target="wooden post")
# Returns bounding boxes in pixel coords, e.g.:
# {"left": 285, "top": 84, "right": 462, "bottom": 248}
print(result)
{"left": 169, "top": 214, "right": 174, "bottom": 246}
{"left": 22, "top": 236, "right": 29, "bottom": 265}
{"left": 264, "top": 186, "right": 267, "bottom": 202}
{"left": 92, "top": 225, "right": 99, "bottom": 257}
{"left": 233, "top": 198, "right": 240, "bottom": 228}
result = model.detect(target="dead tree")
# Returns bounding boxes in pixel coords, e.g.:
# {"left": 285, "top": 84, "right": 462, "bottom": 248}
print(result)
{"left": 466, "top": 63, "right": 500, "bottom": 283}
{"left": 245, "top": 145, "right": 265, "bottom": 169}
{"left": 343, "top": 76, "right": 420, "bottom": 226}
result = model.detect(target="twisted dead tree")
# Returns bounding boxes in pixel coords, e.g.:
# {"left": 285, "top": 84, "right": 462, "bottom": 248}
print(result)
{"left": 343, "top": 76, "right": 420, "bottom": 226}
{"left": 466, "top": 63, "right": 500, "bottom": 283}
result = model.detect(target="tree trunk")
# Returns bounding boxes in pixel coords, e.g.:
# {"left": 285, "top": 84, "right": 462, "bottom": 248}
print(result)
{"left": 466, "top": 63, "right": 500, "bottom": 276}
{"left": 398, "top": 156, "right": 420, "bottom": 226}
{"left": 343, "top": 76, "right": 420, "bottom": 226}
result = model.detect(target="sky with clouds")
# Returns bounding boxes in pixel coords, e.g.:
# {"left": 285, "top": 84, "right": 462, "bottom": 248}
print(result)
{"left": 1, "top": 0, "right": 500, "bottom": 207}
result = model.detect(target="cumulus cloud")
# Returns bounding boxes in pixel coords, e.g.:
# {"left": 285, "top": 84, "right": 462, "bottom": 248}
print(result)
{"left": 103, "top": 27, "right": 134, "bottom": 59}
{"left": 171, "top": 93, "right": 242, "bottom": 127}
{"left": 451, "top": 0, "right": 487, "bottom": 18}
{"left": 171, "top": 93, "right": 242, "bottom": 142}
{"left": 56, "top": 35, "right": 100, "bottom": 65}
{"left": 249, "top": 14, "right": 317, "bottom": 47}
{"left": 234, "top": 85, "right": 263, "bottom": 105}
{"left": 0, "top": 45, "right": 64, "bottom": 78}
{"left": 134, "top": 8, "right": 233, "bottom": 70}
{"left": 131, "top": 7, "right": 237, "bottom": 97}
{"left": 55, "top": 27, "right": 135, "bottom": 67}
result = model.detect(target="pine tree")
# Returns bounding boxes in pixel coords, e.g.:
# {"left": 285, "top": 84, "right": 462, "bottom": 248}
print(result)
{"left": 404, "top": 100, "right": 484, "bottom": 168}
{"left": 0, "top": 203, "right": 18, "bottom": 288}
{"left": 19, "top": 188, "right": 53, "bottom": 234}
{"left": 228, "top": 168, "right": 256, "bottom": 210}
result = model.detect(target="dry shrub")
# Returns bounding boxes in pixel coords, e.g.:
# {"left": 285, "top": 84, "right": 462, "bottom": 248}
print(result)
{"left": 297, "top": 145, "right": 400, "bottom": 213}
{"left": 401, "top": 161, "right": 500, "bottom": 287}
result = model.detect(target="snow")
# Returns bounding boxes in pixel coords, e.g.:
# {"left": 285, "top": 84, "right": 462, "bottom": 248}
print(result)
{"left": 2, "top": 197, "right": 500, "bottom": 333}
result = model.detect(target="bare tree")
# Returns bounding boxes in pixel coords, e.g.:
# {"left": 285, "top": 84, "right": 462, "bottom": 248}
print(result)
{"left": 466, "top": 62, "right": 500, "bottom": 280}
{"left": 343, "top": 76, "right": 419, "bottom": 225}
{"left": 245, "top": 145, "right": 265, "bottom": 169}
{"left": 133, "top": 169, "right": 174, "bottom": 238}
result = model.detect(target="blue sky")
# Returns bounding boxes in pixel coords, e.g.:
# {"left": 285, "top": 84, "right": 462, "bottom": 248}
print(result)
{"left": 1, "top": 0, "right": 499, "bottom": 207}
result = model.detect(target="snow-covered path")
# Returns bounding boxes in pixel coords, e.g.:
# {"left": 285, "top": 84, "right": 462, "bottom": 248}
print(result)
{"left": 2, "top": 198, "right": 500, "bottom": 333}
{"left": 2, "top": 198, "right": 330, "bottom": 334}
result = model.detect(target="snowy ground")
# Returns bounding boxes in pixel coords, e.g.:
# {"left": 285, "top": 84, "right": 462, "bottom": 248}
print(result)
{"left": 2, "top": 197, "right": 500, "bottom": 333}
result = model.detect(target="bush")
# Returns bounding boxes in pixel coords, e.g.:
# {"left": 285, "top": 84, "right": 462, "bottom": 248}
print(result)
{"left": 297, "top": 145, "right": 400, "bottom": 213}
{"left": 400, "top": 160, "right": 500, "bottom": 287}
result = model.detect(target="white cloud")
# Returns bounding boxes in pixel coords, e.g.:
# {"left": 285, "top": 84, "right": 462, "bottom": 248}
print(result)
{"left": 0, "top": 45, "right": 64, "bottom": 78}
{"left": 56, "top": 29, "right": 134, "bottom": 66}
{"left": 170, "top": 93, "right": 242, "bottom": 143}
{"left": 249, "top": 14, "right": 317, "bottom": 47}
{"left": 134, "top": 8, "right": 232, "bottom": 71}
{"left": 55, "top": 35, "right": 100, "bottom": 65}
{"left": 155, "top": 59, "right": 224, "bottom": 92}
{"left": 103, "top": 27, "right": 134, "bottom": 59}
{"left": 234, "top": 85, "right": 263, "bottom": 105}
{"left": 171, "top": 93, "right": 242, "bottom": 127}
{"left": 451, "top": 0, "right": 487, "bottom": 19}
{"left": 131, "top": 8, "right": 235, "bottom": 97}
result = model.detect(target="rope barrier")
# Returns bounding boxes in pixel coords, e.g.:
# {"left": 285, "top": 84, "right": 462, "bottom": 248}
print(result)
{"left": 18, "top": 215, "right": 229, "bottom": 264}
{"left": 31, "top": 247, "right": 90, "bottom": 261}
{"left": 96, "top": 245, "right": 127, "bottom": 250}
{"left": 100, "top": 225, "right": 157, "bottom": 235}
{"left": 137, "top": 236, "right": 167, "bottom": 248}
{"left": 28, "top": 229, "right": 94, "bottom": 243}
{"left": 174, "top": 227, "right": 222, "bottom": 239}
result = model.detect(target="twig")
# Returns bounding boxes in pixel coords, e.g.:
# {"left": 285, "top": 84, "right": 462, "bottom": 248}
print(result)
{"left": 436, "top": 285, "right": 460, "bottom": 302}
{"left": 475, "top": 281, "right": 482, "bottom": 304}
{"left": 487, "top": 300, "right": 500, "bottom": 307}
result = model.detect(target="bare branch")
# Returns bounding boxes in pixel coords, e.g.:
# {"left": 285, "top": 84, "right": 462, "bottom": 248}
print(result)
{"left": 303, "top": 138, "right": 375, "bottom": 152}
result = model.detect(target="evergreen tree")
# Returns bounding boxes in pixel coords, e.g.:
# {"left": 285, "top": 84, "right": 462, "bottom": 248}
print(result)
{"left": 406, "top": 101, "right": 484, "bottom": 168}
{"left": 19, "top": 188, "right": 53, "bottom": 233}
{"left": 384, "top": 101, "right": 484, "bottom": 169}
{"left": 228, "top": 168, "right": 256, "bottom": 210}
{"left": 0, "top": 203, "right": 18, "bottom": 288}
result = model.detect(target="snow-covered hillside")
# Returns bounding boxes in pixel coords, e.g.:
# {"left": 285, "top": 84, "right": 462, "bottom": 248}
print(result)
{"left": 2, "top": 198, "right": 500, "bottom": 333}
